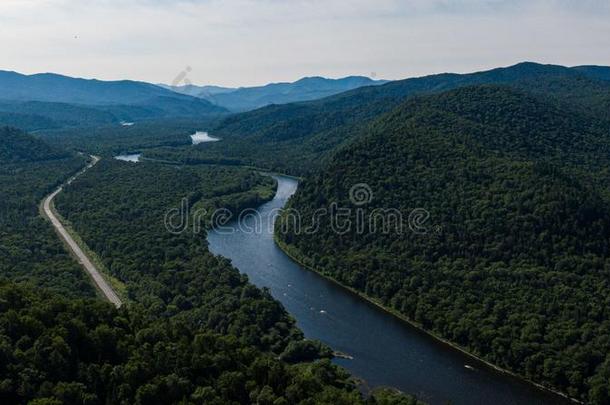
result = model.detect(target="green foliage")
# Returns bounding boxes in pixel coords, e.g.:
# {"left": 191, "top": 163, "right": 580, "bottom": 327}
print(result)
{"left": 280, "top": 340, "right": 333, "bottom": 363}
{"left": 0, "top": 130, "right": 418, "bottom": 404}
{"left": 38, "top": 118, "right": 217, "bottom": 157}
{"left": 54, "top": 160, "right": 300, "bottom": 351}
{"left": 0, "top": 127, "right": 94, "bottom": 296}
{"left": 143, "top": 62, "right": 610, "bottom": 176}
{"left": 278, "top": 85, "right": 610, "bottom": 403}
{"left": 0, "top": 112, "right": 59, "bottom": 132}
{"left": 0, "top": 101, "right": 118, "bottom": 130}
{"left": 0, "top": 127, "right": 68, "bottom": 163}
{"left": 367, "top": 388, "right": 422, "bottom": 405}
{"left": 0, "top": 281, "right": 368, "bottom": 405}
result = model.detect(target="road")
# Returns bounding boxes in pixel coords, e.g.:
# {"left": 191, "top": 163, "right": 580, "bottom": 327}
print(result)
{"left": 42, "top": 156, "right": 123, "bottom": 308}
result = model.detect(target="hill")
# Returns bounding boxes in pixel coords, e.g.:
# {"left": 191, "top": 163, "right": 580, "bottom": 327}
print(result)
{"left": 573, "top": 65, "right": 610, "bottom": 82}
{"left": 144, "top": 62, "right": 610, "bottom": 175}
{"left": 0, "top": 70, "right": 220, "bottom": 106}
{"left": 0, "top": 127, "right": 93, "bottom": 295}
{"left": 276, "top": 85, "right": 610, "bottom": 403}
{"left": 0, "top": 70, "right": 228, "bottom": 130}
{"left": 0, "top": 126, "right": 70, "bottom": 163}
{"left": 0, "top": 127, "right": 419, "bottom": 404}
{"left": 163, "top": 76, "right": 387, "bottom": 112}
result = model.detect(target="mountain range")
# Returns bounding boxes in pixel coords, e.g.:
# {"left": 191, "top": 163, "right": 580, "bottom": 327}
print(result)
{"left": 160, "top": 76, "right": 388, "bottom": 112}
{"left": 4, "top": 61, "right": 610, "bottom": 403}
{"left": 143, "top": 62, "right": 610, "bottom": 174}
{"left": 0, "top": 70, "right": 227, "bottom": 130}
{"left": 0, "top": 71, "right": 387, "bottom": 130}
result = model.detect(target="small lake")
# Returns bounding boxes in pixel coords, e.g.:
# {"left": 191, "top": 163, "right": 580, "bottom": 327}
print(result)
{"left": 114, "top": 153, "right": 141, "bottom": 163}
{"left": 191, "top": 131, "right": 219, "bottom": 145}
{"left": 207, "top": 175, "right": 570, "bottom": 405}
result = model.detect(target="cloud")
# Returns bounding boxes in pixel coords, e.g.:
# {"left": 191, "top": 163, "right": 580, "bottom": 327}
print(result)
{"left": 0, "top": 0, "right": 608, "bottom": 86}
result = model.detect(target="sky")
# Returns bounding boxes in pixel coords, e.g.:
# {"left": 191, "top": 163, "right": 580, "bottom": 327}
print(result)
{"left": 0, "top": 0, "right": 609, "bottom": 87}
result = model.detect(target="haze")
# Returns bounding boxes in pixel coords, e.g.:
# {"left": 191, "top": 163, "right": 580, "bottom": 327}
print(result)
{"left": 1, "top": 0, "right": 609, "bottom": 87}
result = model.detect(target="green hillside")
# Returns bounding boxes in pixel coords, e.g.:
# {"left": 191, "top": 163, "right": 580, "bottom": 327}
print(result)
{"left": 0, "top": 129, "right": 417, "bottom": 403}
{"left": 144, "top": 62, "right": 610, "bottom": 175}
{"left": 277, "top": 86, "right": 610, "bottom": 403}
{"left": 0, "top": 127, "right": 93, "bottom": 295}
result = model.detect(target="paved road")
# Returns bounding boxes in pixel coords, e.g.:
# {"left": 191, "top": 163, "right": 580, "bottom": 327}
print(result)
{"left": 42, "top": 156, "right": 123, "bottom": 308}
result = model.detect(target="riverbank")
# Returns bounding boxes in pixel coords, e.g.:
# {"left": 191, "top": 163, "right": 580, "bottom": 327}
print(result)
{"left": 136, "top": 153, "right": 304, "bottom": 181}
{"left": 273, "top": 236, "right": 581, "bottom": 404}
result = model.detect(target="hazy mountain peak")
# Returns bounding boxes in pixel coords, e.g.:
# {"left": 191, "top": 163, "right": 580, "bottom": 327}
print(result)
{"left": 162, "top": 75, "right": 388, "bottom": 112}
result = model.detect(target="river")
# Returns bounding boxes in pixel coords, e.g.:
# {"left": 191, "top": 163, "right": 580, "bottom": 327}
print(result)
{"left": 207, "top": 175, "right": 570, "bottom": 405}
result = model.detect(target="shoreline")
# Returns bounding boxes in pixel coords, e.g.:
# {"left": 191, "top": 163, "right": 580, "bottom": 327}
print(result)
{"left": 273, "top": 235, "right": 582, "bottom": 405}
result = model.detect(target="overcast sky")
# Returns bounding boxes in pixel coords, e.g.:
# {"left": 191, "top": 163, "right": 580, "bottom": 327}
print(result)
{"left": 1, "top": 0, "right": 609, "bottom": 87}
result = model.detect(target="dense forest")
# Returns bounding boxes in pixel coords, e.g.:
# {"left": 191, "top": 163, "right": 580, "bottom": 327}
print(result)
{"left": 277, "top": 85, "right": 610, "bottom": 403}
{"left": 0, "top": 281, "right": 378, "bottom": 404}
{"left": 0, "top": 128, "right": 417, "bottom": 403}
{"left": 142, "top": 62, "right": 610, "bottom": 175}
{"left": 38, "top": 118, "right": 220, "bottom": 157}
{"left": 6, "top": 62, "right": 610, "bottom": 403}
{"left": 0, "top": 127, "right": 95, "bottom": 296}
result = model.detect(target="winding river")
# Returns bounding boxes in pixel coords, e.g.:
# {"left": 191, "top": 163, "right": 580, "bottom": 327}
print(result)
{"left": 207, "top": 175, "right": 570, "bottom": 405}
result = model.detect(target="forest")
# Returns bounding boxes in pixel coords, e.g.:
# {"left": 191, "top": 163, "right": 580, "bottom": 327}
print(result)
{"left": 0, "top": 127, "right": 95, "bottom": 296}
{"left": 5, "top": 62, "right": 610, "bottom": 403}
{"left": 277, "top": 85, "right": 610, "bottom": 403}
{"left": 0, "top": 280, "right": 387, "bottom": 404}
{"left": 0, "top": 127, "right": 418, "bottom": 404}
{"left": 141, "top": 62, "right": 610, "bottom": 175}
{"left": 39, "top": 117, "right": 219, "bottom": 157}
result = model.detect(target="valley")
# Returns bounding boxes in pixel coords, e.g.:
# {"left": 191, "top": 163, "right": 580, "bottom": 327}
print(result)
{"left": 2, "top": 61, "right": 610, "bottom": 404}
{"left": 208, "top": 175, "right": 569, "bottom": 405}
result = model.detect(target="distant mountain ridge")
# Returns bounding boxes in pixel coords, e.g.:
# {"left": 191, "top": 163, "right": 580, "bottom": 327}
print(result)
{"left": 0, "top": 70, "right": 227, "bottom": 130}
{"left": 144, "top": 62, "right": 610, "bottom": 174}
{"left": 161, "top": 75, "right": 388, "bottom": 112}
{"left": 0, "top": 70, "right": 206, "bottom": 105}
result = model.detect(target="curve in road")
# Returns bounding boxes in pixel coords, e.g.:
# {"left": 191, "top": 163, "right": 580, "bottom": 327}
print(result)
{"left": 42, "top": 156, "right": 123, "bottom": 308}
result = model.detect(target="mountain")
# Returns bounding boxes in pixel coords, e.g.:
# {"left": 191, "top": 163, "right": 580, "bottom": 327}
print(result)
{"left": 0, "top": 101, "right": 118, "bottom": 129}
{"left": 276, "top": 85, "right": 610, "bottom": 403}
{"left": 0, "top": 70, "right": 213, "bottom": 106}
{"left": 0, "top": 70, "right": 228, "bottom": 130}
{"left": 0, "top": 126, "right": 70, "bottom": 162}
{"left": 572, "top": 65, "right": 610, "bottom": 81}
{"left": 158, "top": 83, "right": 236, "bottom": 98}
{"left": 162, "top": 76, "right": 388, "bottom": 112}
{"left": 145, "top": 62, "right": 610, "bottom": 175}
{"left": 0, "top": 111, "right": 59, "bottom": 132}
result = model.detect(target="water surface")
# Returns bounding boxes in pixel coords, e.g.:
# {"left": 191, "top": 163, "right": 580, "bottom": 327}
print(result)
{"left": 191, "top": 131, "right": 219, "bottom": 145}
{"left": 207, "top": 176, "right": 569, "bottom": 405}
{"left": 114, "top": 153, "right": 141, "bottom": 162}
